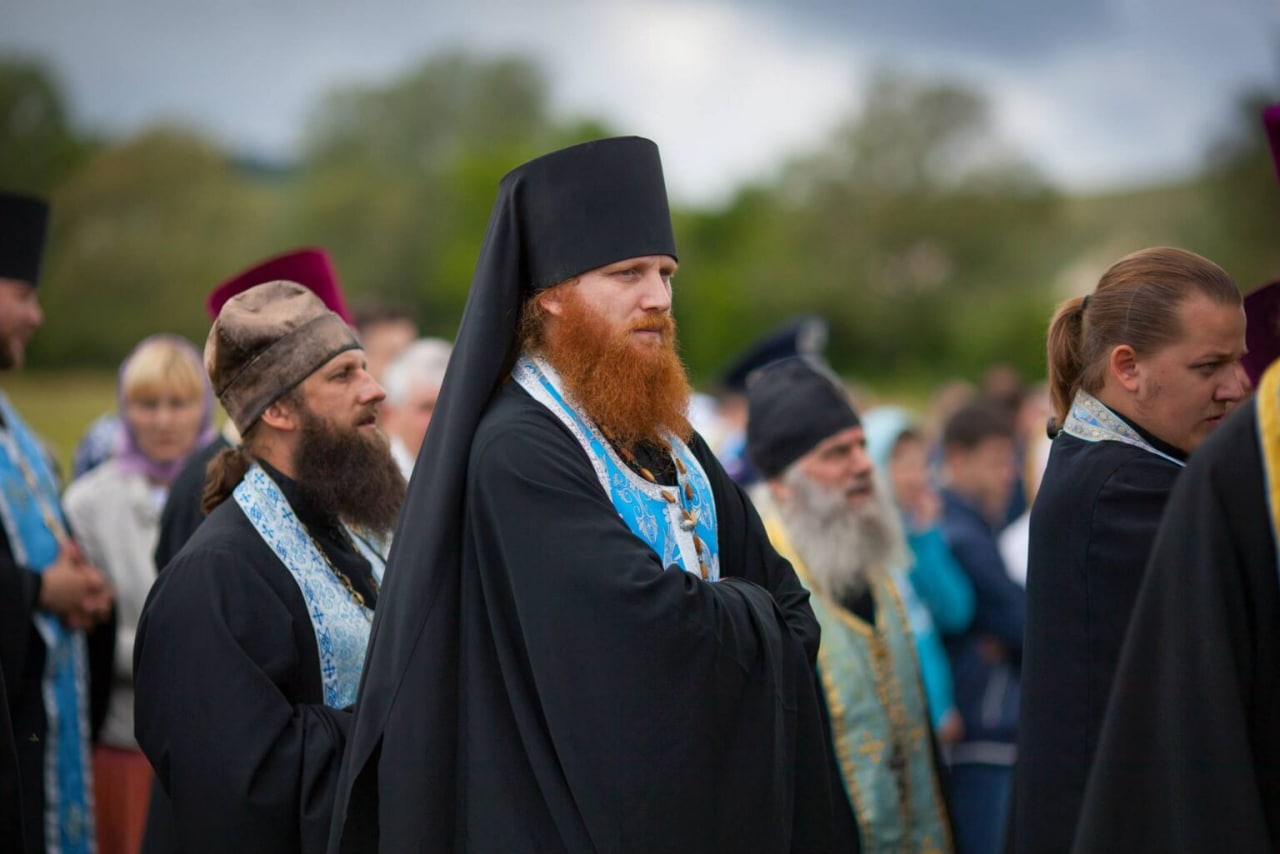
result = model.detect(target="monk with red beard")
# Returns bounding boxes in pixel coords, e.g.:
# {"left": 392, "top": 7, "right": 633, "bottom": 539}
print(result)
{"left": 332, "top": 137, "right": 839, "bottom": 853}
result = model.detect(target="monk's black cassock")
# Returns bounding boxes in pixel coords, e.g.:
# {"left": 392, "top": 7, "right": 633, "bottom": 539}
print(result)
{"left": 328, "top": 138, "right": 839, "bottom": 852}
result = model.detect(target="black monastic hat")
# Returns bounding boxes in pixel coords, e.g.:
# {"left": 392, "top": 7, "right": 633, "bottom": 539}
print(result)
{"left": 332, "top": 138, "right": 679, "bottom": 838}
{"left": 745, "top": 356, "right": 861, "bottom": 479}
{"left": 1245, "top": 103, "right": 1280, "bottom": 384}
{"left": 515, "top": 137, "right": 677, "bottom": 291}
{"left": 0, "top": 192, "right": 50, "bottom": 286}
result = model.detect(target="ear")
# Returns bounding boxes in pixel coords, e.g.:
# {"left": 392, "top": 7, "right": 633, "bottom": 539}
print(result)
{"left": 259, "top": 398, "right": 299, "bottom": 432}
{"left": 538, "top": 286, "right": 568, "bottom": 318}
{"left": 1108, "top": 344, "right": 1142, "bottom": 393}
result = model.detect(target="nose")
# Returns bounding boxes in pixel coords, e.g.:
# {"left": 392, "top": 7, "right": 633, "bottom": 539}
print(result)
{"left": 360, "top": 370, "right": 387, "bottom": 406}
{"left": 1217, "top": 363, "right": 1248, "bottom": 402}
{"left": 154, "top": 404, "right": 178, "bottom": 429}
{"left": 849, "top": 443, "right": 873, "bottom": 480}
{"left": 29, "top": 298, "right": 43, "bottom": 329}
{"left": 638, "top": 267, "right": 672, "bottom": 313}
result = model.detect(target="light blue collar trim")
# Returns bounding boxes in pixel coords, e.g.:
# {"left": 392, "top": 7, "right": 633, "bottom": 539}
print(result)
{"left": 512, "top": 353, "right": 720, "bottom": 580}
{"left": 233, "top": 464, "right": 385, "bottom": 708}
{"left": 1061, "top": 390, "right": 1185, "bottom": 468}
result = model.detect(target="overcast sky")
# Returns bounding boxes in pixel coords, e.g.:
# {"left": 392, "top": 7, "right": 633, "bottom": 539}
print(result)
{"left": 5, "top": 0, "right": 1279, "bottom": 205}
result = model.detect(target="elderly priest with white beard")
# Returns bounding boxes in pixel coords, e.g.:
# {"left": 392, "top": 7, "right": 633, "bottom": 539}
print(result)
{"left": 747, "top": 356, "right": 953, "bottom": 853}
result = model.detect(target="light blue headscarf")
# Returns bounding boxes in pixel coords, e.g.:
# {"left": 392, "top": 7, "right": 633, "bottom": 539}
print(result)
{"left": 862, "top": 405, "right": 917, "bottom": 476}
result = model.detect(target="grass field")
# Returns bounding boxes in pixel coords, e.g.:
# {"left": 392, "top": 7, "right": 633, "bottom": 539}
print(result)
{"left": 2, "top": 368, "right": 939, "bottom": 485}
{"left": 2, "top": 371, "right": 118, "bottom": 479}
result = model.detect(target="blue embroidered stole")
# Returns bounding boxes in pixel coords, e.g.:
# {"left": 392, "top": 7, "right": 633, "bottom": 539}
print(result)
{"left": 765, "top": 517, "right": 951, "bottom": 854}
{"left": 0, "top": 392, "right": 94, "bottom": 854}
{"left": 233, "top": 465, "right": 385, "bottom": 709}
{"left": 1061, "top": 390, "right": 1186, "bottom": 468}
{"left": 512, "top": 354, "right": 720, "bottom": 580}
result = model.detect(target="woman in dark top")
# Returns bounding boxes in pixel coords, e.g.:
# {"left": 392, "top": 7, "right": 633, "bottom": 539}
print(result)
{"left": 1009, "top": 246, "right": 1248, "bottom": 854}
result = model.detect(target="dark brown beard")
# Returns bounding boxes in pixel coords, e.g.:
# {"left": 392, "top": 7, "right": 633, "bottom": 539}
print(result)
{"left": 0, "top": 335, "right": 18, "bottom": 370}
{"left": 538, "top": 287, "right": 692, "bottom": 448}
{"left": 290, "top": 405, "right": 407, "bottom": 539}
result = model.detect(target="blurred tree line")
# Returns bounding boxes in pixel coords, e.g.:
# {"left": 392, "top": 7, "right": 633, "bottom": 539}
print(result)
{"left": 3, "top": 53, "right": 1279, "bottom": 388}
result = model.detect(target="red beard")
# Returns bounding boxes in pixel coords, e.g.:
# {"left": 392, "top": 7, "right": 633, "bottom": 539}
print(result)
{"left": 539, "top": 288, "right": 693, "bottom": 448}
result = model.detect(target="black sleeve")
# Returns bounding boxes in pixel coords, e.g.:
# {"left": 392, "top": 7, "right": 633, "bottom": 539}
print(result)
{"left": 152, "top": 479, "right": 204, "bottom": 573}
{"left": 134, "top": 547, "right": 351, "bottom": 854}
{"left": 1074, "top": 411, "right": 1280, "bottom": 852}
{"left": 85, "top": 607, "right": 116, "bottom": 742}
{"left": 1080, "top": 454, "right": 1179, "bottom": 734}
{"left": 692, "top": 433, "right": 822, "bottom": 662}
{"left": 0, "top": 525, "right": 41, "bottom": 708}
{"left": 153, "top": 438, "right": 225, "bottom": 572}
{"left": 0, "top": 663, "right": 24, "bottom": 854}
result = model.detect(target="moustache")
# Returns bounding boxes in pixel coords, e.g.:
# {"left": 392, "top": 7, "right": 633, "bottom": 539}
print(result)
{"left": 627, "top": 315, "right": 675, "bottom": 336}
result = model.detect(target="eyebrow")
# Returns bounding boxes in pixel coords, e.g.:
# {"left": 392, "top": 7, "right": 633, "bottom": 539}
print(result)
{"left": 1193, "top": 350, "right": 1239, "bottom": 361}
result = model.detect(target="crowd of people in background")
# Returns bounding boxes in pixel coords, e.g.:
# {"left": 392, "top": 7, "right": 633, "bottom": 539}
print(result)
{"left": 0, "top": 117, "right": 1278, "bottom": 854}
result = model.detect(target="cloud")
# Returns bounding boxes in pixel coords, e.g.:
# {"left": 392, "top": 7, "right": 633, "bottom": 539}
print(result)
{"left": 3, "top": 0, "right": 1278, "bottom": 204}
{"left": 731, "top": 0, "right": 1115, "bottom": 60}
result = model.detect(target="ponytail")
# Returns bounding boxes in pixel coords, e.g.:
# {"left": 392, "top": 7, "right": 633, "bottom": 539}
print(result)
{"left": 1046, "top": 295, "right": 1087, "bottom": 432}
{"left": 201, "top": 444, "right": 254, "bottom": 515}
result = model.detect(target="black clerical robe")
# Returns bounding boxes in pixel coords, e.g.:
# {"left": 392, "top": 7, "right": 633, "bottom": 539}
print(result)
{"left": 0, "top": 491, "right": 113, "bottom": 854}
{"left": 134, "top": 462, "right": 377, "bottom": 853}
{"left": 0, "top": 663, "right": 24, "bottom": 853}
{"left": 1073, "top": 397, "right": 1280, "bottom": 851}
{"left": 152, "top": 434, "right": 229, "bottom": 572}
{"left": 332, "top": 382, "right": 838, "bottom": 852}
{"left": 1010, "top": 427, "right": 1182, "bottom": 853}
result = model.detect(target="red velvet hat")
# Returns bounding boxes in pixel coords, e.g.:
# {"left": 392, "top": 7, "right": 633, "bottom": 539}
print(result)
{"left": 206, "top": 247, "right": 353, "bottom": 323}
{"left": 1242, "top": 280, "right": 1280, "bottom": 386}
{"left": 1246, "top": 104, "right": 1280, "bottom": 385}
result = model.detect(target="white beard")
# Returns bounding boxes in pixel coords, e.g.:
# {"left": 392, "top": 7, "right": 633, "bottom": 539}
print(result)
{"left": 771, "top": 466, "right": 907, "bottom": 605}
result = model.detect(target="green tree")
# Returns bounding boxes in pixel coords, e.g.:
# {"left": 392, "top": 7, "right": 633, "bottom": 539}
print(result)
{"left": 293, "top": 52, "right": 613, "bottom": 336}
{"left": 682, "top": 71, "right": 1062, "bottom": 386}
{"left": 30, "top": 127, "right": 281, "bottom": 366}
{"left": 1196, "top": 91, "right": 1280, "bottom": 291}
{"left": 0, "top": 58, "right": 93, "bottom": 193}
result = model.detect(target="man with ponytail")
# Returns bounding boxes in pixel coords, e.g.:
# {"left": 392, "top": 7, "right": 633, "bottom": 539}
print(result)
{"left": 1070, "top": 99, "right": 1280, "bottom": 854}
{"left": 132, "top": 280, "right": 406, "bottom": 853}
{"left": 1074, "top": 278, "right": 1280, "bottom": 854}
{"left": 1010, "top": 246, "right": 1247, "bottom": 853}
{"left": 153, "top": 247, "right": 357, "bottom": 572}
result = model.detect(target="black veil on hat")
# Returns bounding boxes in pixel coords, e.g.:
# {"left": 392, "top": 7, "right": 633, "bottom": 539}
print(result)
{"left": 330, "top": 137, "right": 678, "bottom": 849}
{"left": 0, "top": 191, "right": 50, "bottom": 285}
{"left": 718, "top": 315, "right": 829, "bottom": 394}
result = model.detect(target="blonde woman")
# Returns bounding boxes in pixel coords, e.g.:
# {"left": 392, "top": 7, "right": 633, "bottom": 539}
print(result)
{"left": 63, "top": 335, "right": 214, "bottom": 854}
